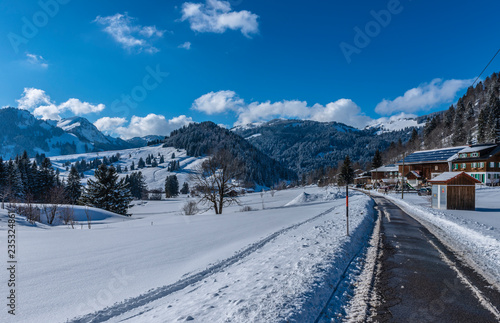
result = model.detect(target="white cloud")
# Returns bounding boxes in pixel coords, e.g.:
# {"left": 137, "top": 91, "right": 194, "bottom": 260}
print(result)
{"left": 181, "top": 0, "right": 259, "bottom": 37}
{"left": 59, "top": 98, "right": 105, "bottom": 115}
{"left": 94, "top": 13, "right": 165, "bottom": 53}
{"left": 25, "top": 53, "right": 48, "bottom": 69}
{"left": 113, "top": 114, "right": 194, "bottom": 139}
{"left": 375, "top": 78, "right": 473, "bottom": 115}
{"left": 16, "top": 88, "right": 105, "bottom": 120}
{"left": 178, "top": 41, "right": 192, "bottom": 50}
{"left": 192, "top": 90, "right": 372, "bottom": 128}
{"left": 192, "top": 90, "right": 244, "bottom": 114}
{"left": 94, "top": 117, "right": 128, "bottom": 134}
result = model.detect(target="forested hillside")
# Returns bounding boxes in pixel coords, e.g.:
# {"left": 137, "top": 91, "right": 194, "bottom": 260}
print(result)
{"left": 233, "top": 119, "right": 415, "bottom": 174}
{"left": 163, "top": 122, "right": 297, "bottom": 186}
{"left": 383, "top": 72, "right": 500, "bottom": 163}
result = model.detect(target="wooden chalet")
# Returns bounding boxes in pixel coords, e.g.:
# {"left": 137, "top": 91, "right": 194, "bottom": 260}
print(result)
{"left": 396, "top": 146, "right": 467, "bottom": 183}
{"left": 451, "top": 144, "right": 500, "bottom": 185}
{"left": 371, "top": 164, "right": 398, "bottom": 185}
{"left": 428, "top": 172, "right": 481, "bottom": 210}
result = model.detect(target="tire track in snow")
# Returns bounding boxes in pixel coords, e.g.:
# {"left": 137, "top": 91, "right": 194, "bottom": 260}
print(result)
{"left": 69, "top": 205, "right": 340, "bottom": 323}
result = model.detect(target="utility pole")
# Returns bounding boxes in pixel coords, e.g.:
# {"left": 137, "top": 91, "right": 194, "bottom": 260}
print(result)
{"left": 401, "top": 152, "right": 405, "bottom": 200}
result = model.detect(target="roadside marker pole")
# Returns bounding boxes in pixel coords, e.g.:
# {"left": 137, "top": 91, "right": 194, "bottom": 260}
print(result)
{"left": 346, "top": 184, "right": 349, "bottom": 236}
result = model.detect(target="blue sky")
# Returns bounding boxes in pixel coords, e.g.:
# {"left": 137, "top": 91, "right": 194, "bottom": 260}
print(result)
{"left": 1, "top": 0, "right": 499, "bottom": 138}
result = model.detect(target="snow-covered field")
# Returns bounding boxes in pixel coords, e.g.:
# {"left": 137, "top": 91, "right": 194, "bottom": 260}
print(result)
{"left": 49, "top": 144, "right": 206, "bottom": 191}
{"left": 373, "top": 186, "right": 500, "bottom": 289}
{"left": 0, "top": 186, "right": 375, "bottom": 323}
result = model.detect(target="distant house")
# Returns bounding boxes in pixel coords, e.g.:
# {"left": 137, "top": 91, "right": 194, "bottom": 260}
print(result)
{"left": 428, "top": 172, "right": 481, "bottom": 210}
{"left": 396, "top": 146, "right": 467, "bottom": 183}
{"left": 451, "top": 144, "right": 500, "bottom": 184}
{"left": 371, "top": 164, "right": 398, "bottom": 185}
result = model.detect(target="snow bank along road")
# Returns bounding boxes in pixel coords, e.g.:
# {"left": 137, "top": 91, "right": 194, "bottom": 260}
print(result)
{"left": 362, "top": 196, "right": 500, "bottom": 322}
{"left": 0, "top": 188, "right": 376, "bottom": 323}
{"left": 70, "top": 192, "right": 375, "bottom": 323}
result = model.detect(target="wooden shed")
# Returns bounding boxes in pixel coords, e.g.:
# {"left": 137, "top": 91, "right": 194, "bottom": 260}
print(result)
{"left": 428, "top": 172, "right": 481, "bottom": 210}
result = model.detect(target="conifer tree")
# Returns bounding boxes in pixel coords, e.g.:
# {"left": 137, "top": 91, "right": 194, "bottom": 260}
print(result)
{"left": 338, "top": 155, "right": 354, "bottom": 186}
{"left": 66, "top": 166, "right": 82, "bottom": 204}
{"left": 180, "top": 182, "right": 190, "bottom": 195}
{"left": 372, "top": 149, "right": 383, "bottom": 169}
{"left": 80, "top": 164, "right": 132, "bottom": 215}
{"left": 165, "top": 175, "right": 179, "bottom": 198}
{"left": 125, "top": 171, "right": 147, "bottom": 200}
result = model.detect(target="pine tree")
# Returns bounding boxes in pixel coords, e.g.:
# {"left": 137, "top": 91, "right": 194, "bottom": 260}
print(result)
{"left": 65, "top": 166, "right": 82, "bottom": 204}
{"left": 130, "top": 161, "right": 135, "bottom": 171}
{"left": 138, "top": 158, "right": 145, "bottom": 169}
{"left": 165, "top": 175, "right": 179, "bottom": 198}
{"left": 338, "top": 155, "right": 354, "bottom": 186}
{"left": 125, "top": 171, "right": 147, "bottom": 200}
{"left": 6, "top": 160, "right": 24, "bottom": 200}
{"left": 80, "top": 164, "right": 132, "bottom": 215}
{"left": 171, "top": 152, "right": 175, "bottom": 159}
{"left": 39, "top": 158, "right": 55, "bottom": 200}
{"left": 477, "top": 108, "right": 487, "bottom": 143}
{"left": 372, "top": 149, "right": 383, "bottom": 169}
{"left": 180, "top": 182, "right": 189, "bottom": 195}
{"left": 486, "top": 94, "right": 500, "bottom": 142}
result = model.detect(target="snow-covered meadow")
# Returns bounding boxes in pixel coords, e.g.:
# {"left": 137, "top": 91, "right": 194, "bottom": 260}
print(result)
{"left": 0, "top": 186, "right": 375, "bottom": 323}
{"left": 49, "top": 145, "right": 206, "bottom": 191}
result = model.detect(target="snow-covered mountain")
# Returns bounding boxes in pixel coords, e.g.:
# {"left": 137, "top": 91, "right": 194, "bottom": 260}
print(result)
{"left": 365, "top": 114, "right": 426, "bottom": 134}
{"left": 232, "top": 118, "right": 415, "bottom": 174}
{"left": 125, "top": 135, "right": 165, "bottom": 147}
{"left": 0, "top": 108, "right": 138, "bottom": 159}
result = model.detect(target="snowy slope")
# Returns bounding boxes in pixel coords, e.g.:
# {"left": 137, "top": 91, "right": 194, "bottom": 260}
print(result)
{"left": 365, "top": 114, "right": 425, "bottom": 134}
{"left": 0, "top": 187, "right": 374, "bottom": 323}
{"left": 49, "top": 144, "right": 205, "bottom": 191}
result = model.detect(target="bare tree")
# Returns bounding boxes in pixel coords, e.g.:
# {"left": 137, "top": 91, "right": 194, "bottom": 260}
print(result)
{"left": 84, "top": 206, "right": 92, "bottom": 229}
{"left": 190, "top": 149, "right": 244, "bottom": 214}
{"left": 182, "top": 200, "right": 199, "bottom": 215}
{"left": 59, "top": 206, "right": 75, "bottom": 229}
{"left": 43, "top": 186, "right": 66, "bottom": 225}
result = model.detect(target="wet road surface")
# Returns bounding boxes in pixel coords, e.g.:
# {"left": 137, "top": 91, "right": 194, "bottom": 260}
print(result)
{"left": 371, "top": 196, "right": 500, "bottom": 322}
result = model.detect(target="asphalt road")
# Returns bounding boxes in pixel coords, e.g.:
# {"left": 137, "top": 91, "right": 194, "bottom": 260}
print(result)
{"left": 371, "top": 196, "right": 500, "bottom": 323}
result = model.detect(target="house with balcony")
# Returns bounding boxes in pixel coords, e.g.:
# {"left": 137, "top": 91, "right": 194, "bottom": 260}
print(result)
{"left": 451, "top": 144, "right": 500, "bottom": 184}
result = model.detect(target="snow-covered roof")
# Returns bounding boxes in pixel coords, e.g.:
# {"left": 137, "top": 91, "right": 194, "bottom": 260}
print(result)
{"left": 407, "top": 170, "right": 421, "bottom": 178}
{"left": 397, "top": 146, "right": 467, "bottom": 164}
{"left": 371, "top": 164, "right": 398, "bottom": 172}
{"left": 428, "top": 172, "right": 480, "bottom": 184}
{"left": 458, "top": 144, "right": 496, "bottom": 153}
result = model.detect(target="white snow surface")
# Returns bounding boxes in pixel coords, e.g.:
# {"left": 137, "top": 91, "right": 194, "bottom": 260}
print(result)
{"left": 49, "top": 144, "right": 205, "bottom": 191}
{"left": 372, "top": 186, "right": 500, "bottom": 289}
{"left": 0, "top": 187, "right": 375, "bottom": 323}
